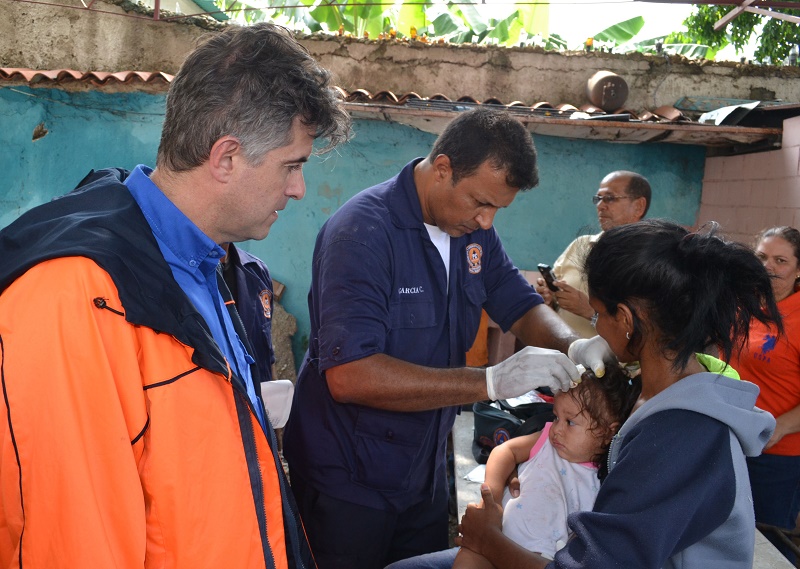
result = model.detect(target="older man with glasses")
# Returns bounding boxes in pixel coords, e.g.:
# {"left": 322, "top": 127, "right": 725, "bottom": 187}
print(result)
{"left": 536, "top": 170, "right": 651, "bottom": 337}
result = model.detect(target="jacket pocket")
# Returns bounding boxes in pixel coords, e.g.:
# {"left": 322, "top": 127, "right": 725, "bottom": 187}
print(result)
{"left": 352, "top": 409, "right": 428, "bottom": 492}
{"left": 389, "top": 300, "right": 436, "bottom": 329}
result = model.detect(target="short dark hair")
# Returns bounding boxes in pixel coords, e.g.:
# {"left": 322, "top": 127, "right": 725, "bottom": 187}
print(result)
{"left": 428, "top": 107, "right": 538, "bottom": 190}
{"left": 157, "top": 23, "right": 351, "bottom": 171}
{"left": 585, "top": 219, "right": 782, "bottom": 370}
{"left": 604, "top": 171, "right": 652, "bottom": 216}
{"left": 757, "top": 226, "right": 800, "bottom": 265}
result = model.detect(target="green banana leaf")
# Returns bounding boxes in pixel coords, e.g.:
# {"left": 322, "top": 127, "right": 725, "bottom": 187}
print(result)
{"left": 453, "top": 2, "right": 489, "bottom": 35}
{"left": 309, "top": 1, "right": 345, "bottom": 32}
{"left": 515, "top": 2, "right": 549, "bottom": 38}
{"left": 634, "top": 36, "right": 716, "bottom": 59}
{"left": 430, "top": 10, "right": 467, "bottom": 38}
{"left": 545, "top": 33, "right": 567, "bottom": 50}
{"left": 660, "top": 43, "right": 714, "bottom": 58}
{"left": 396, "top": 0, "right": 430, "bottom": 37}
{"left": 593, "top": 16, "right": 645, "bottom": 45}
{"left": 485, "top": 11, "right": 521, "bottom": 44}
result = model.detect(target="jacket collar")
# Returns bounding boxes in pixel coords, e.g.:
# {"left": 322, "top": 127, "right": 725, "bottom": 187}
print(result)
{"left": 388, "top": 158, "right": 428, "bottom": 230}
{"left": 0, "top": 168, "right": 230, "bottom": 378}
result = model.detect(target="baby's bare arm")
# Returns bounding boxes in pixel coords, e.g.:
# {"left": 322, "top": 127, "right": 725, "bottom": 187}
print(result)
{"left": 484, "top": 432, "right": 541, "bottom": 503}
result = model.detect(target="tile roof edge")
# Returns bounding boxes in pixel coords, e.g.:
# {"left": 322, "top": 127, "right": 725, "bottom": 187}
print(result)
{"left": 2, "top": 67, "right": 793, "bottom": 135}
{"left": 0, "top": 70, "right": 643, "bottom": 115}
{"left": 0, "top": 68, "right": 174, "bottom": 90}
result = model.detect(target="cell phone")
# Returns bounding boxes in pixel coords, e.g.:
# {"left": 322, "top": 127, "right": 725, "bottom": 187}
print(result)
{"left": 537, "top": 263, "right": 560, "bottom": 292}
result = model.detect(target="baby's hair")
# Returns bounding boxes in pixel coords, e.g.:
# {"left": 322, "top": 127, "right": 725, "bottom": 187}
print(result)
{"left": 568, "top": 363, "right": 641, "bottom": 478}
{"left": 585, "top": 219, "right": 782, "bottom": 370}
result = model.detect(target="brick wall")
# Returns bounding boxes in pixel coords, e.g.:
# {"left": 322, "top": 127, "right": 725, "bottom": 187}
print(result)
{"left": 697, "top": 116, "right": 800, "bottom": 244}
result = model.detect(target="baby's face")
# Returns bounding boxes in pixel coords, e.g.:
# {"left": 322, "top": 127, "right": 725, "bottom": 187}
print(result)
{"left": 549, "top": 391, "right": 603, "bottom": 464}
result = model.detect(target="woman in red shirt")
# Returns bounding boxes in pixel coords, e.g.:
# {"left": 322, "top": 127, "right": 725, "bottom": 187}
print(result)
{"left": 730, "top": 225, "right": 800, "bottom": 563}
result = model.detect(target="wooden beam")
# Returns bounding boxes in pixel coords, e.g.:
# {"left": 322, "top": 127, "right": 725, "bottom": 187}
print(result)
{"left": 343, "top": 103, "right": 783, "bottom": 148}
{"left": 744, "top": 5, "right": 800, "bottom": 22}
{"left": 714, "top": 0, "right": 759, "bottom": 30}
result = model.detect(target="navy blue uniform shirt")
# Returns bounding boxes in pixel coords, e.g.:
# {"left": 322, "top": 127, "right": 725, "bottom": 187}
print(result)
{"left": 284, "top": 158, "right": 541, "bottom": 511}
{"left": 222, "top": 243, "right": 276, "bottom": 384}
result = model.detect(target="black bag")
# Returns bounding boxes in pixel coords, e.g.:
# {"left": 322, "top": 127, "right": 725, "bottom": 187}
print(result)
{"left": 471, "top": 399, "right": 554, "bottom": 464}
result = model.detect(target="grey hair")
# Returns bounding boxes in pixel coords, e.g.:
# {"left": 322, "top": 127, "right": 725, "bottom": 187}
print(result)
{"left": 157, "top": 23, "right": 351, "bottom": 171}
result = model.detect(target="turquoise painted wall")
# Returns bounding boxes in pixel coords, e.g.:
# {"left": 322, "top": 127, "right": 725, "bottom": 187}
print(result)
{"left": 0, "top": 87, "right": 165, "bottom": 228}
{"left": 1, "top": 87, "right": 706, "bottom": 367}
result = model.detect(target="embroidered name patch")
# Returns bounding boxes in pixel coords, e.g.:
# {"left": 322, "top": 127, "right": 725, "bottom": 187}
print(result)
{"left": 466, "top": 243, "right": 483, "bottom": 274}
{"left": 398, "top": 286, "right": 424, "bottom": 294}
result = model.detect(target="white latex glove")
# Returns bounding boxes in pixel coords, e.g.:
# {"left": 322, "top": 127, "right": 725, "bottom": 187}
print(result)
{"left": 485, "top": 346, "right": 580, "bottom": 400}
{"left": 260, "top": 379, "right": 295, "bottom": 429}
{"left": 568, "top": 335, "right": 616, "bottom": 378}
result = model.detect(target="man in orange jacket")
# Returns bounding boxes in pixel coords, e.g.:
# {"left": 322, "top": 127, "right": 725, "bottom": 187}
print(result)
{"left": 0, "top": 23, "right": 350, "bottom": 569}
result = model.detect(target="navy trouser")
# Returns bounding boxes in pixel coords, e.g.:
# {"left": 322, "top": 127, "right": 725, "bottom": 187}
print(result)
{"left": 291, "top": 473, "right": 449, "bottom": 569}
{"left": 747, "top": 452, "right": 800, "bottom": 563}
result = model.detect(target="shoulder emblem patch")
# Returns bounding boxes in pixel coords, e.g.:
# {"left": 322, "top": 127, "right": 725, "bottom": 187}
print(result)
{"left": 259, "top": 289, "right": 272, "bottom": 319}
{"left": 466, "top": 243, "right": 483, "bottom": 274}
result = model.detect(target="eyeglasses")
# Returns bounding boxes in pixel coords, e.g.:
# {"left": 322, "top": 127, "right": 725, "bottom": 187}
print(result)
{"left": 592, "top": 194, "right": 633, "bottom": 205}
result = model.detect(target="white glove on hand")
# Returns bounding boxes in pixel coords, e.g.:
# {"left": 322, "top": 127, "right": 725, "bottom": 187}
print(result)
{"left": 568, "top": 335, "right": 616, "bottom": 378}
{"left": 260, "top": 379, "right": 294, "bottom": 429}
{"left": 485, "top": 346, "right": 580, "bottom": 401}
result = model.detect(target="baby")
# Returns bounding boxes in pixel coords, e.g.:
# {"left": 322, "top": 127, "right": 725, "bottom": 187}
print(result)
{"left": 385, "top": 366, "right": 640, "bottom": 569}
{"left": 457, "top": 365, "right": 640, "bottom": 567}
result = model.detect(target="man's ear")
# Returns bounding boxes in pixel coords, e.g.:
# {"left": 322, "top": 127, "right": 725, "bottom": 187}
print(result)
{"left": 208, "top": 136, "right": 242, "bottom": 183}
{"left": 431, "top": 154, "right": 453, "bottom": 184}
{"left": 633, "top": 197, "right": 647, "bottom": 220}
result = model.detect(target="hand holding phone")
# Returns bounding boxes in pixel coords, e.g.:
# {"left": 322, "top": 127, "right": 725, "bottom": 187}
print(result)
{"left": 537, "top": 263, "right": 560, "bottom": 292}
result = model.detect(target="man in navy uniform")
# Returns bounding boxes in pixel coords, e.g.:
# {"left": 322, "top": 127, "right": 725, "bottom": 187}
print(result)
{"left": 284, "top": 108, "right": 610, "bottom": 569}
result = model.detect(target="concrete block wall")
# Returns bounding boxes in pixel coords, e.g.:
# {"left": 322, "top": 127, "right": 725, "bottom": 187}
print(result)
{"left": 4, "top": 0, "right": 800, "bottom": 113}
{"left": 697, "top": 116, "right": 800, "bottom": 244}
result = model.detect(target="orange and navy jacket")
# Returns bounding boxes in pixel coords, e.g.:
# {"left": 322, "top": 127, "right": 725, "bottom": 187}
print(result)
{"left": 0, "top": 169, "right": 315, "bottom": 569}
